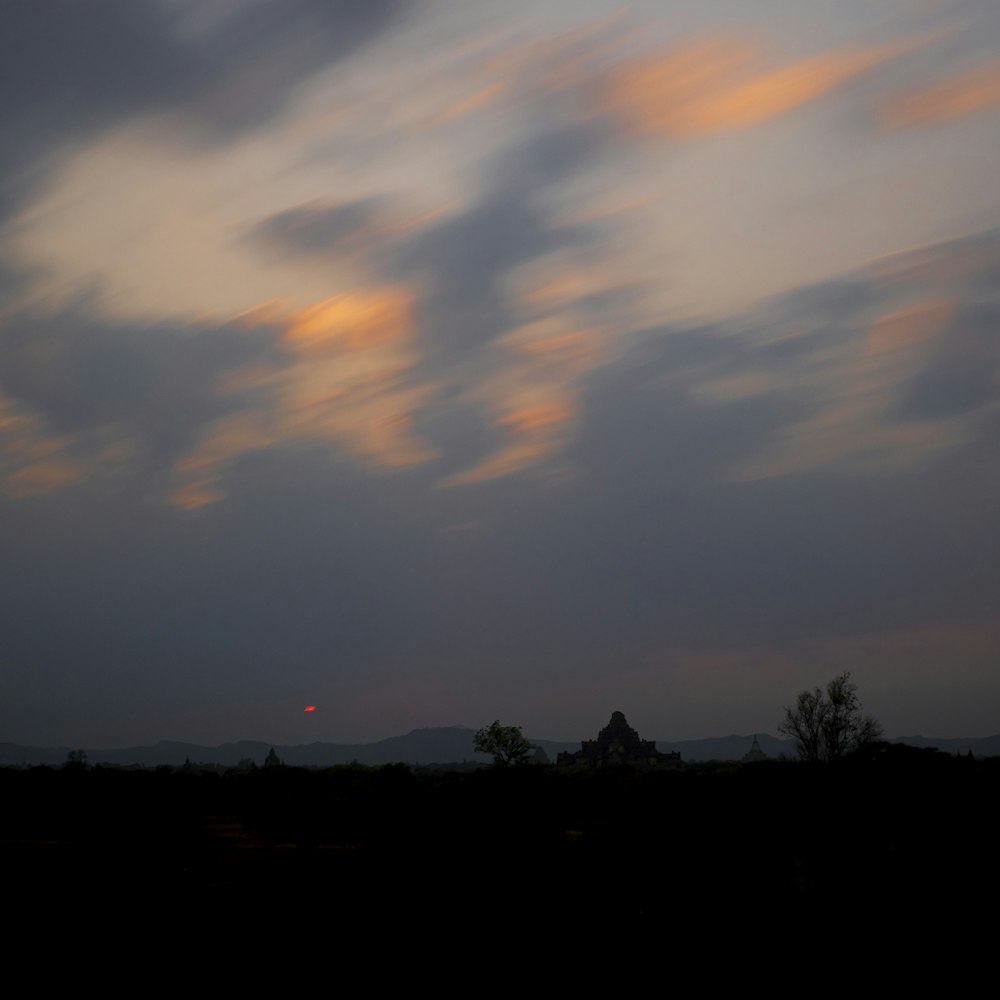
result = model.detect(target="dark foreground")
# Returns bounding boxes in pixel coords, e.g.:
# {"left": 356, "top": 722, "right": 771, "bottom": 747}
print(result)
{"left": 4, "top": 747, "right": 997, "bottom": 941}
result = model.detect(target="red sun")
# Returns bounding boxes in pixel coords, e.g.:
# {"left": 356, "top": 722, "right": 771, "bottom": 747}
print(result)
{"left": 304, "top": 705, "right": 317, "bottom": 713}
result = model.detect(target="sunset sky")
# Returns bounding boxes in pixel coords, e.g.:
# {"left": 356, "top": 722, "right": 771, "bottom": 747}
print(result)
{"left": 2, "top": 0, "right": 998, "bottom": 748}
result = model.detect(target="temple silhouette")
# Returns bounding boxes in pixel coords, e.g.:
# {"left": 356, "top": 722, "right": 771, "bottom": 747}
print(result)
{"left": 557, "top": 711, "right": 682, "bottom": 769}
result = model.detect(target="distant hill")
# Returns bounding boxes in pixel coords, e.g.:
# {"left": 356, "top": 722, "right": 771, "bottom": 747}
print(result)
{"left": 3, "top": 728, "right": 997, "bottom": 768}
{"left": 887, "top": 734, "right": 1000, "bottom": 757}
{"left": 658, "top": 733, "right": 792, "bottom": 761}
{"left": 0, "top": 727, "right": 490, "bottom": 768}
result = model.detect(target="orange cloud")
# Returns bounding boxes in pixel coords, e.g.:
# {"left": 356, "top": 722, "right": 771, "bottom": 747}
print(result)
{"left": 436, "top": 255, "right": 621, "bottom": 488}
{"left": 3, "top": 460, "right": 83, "bottom": 499}
{"left": 499, "top": 319, "right": 605, "bottom": 378}
{"left": 605, "top": 37, "right": 913, "bottom": 137}
{"left": 481, "top": 11, "right": 631, "bottom": 99}
{"left": 0, "top": 393, "right": 85, "bottom": 498}
{"left": 882, "top": 60, "right": 1000, "bottom": 128}
{"left": 498, "top": 401, "right": 575, "bottom": 434}
{"left": 603, "top": 37, "right": 753, "bottom": 136}
{"left": 283, "top": 289, "right": 414, "bottom": 353}
{"left": 865, "top": 298, "right": 954, "bottom": 356}
{"left": 434, "top": 80, "right": 509, "bottom": 124}
{"left": 167, "top": 480, "right": 227, "bottom": 511}
{"left": 443, "top": 391, "right": 576, "bottom": 487}
{"left": 169, "top": 288, "right": 436, "bottom": 507}
{"left": 442, "top": 441, "right": 555, "bottom": 486}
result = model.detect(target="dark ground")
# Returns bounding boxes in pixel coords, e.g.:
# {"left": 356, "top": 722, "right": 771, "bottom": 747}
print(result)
{"left": 4, "top": 746, "right": 996, "bottom": 955}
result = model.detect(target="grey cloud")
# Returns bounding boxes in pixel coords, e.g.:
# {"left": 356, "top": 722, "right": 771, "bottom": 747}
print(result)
{"left": 0, "top": 443, "right": 446, "bottom": 741}
{"left": 0, "top": 0, "right": 412, "bottom": 224}
{"left": 544, "top": 334, "right": 997, "bottom": 647}
{"left": 494, "top": 230, "right": 1000, "bottom": 648}
{"left": 0, "top": 303, "right": 279, "bottom": 464}
{"left": 183, "top": 0, "right": 413, "bottom": 134}
{"left": 895, "top": 301, "right": 1000, "bottom": 420}
{"left": 5, "top": 304, "right": 997, "bottom": 741}
{"left": 253, "top": 199, "right": 388, "bottom": 258}
{"left": 759, "top": 277, "right": 878, "bottom": 331}
{"left": 411, "top": 392, "right": 507, "bottom": 482}
{"left": 0, "top": 1, "right": 173, "bottom": 225}
{"left": 394, "top": 124, "right": 610, "bottom": 359}
{"left": 402, "top": 193, "right": 589, "bottom": 356}
{"left": 0, "top": 0, "right": 411, "bottom": 134}
{"left": 1, "top": 2, "right": 178, "bottom": 138}
{"left": 251, "top": 118, "right": 610, "bottom": 361}
{"left": 689, "top": 230, "right": 1000, "bottom": 436}
{"left": 2, "top": 226, "right": 999, "bottom": 747}
{"left": 484, "top": 122, "right": 608, "bottom": 197}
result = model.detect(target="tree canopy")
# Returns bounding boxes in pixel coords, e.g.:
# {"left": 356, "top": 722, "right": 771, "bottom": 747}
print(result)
{"left": 779, "top": 672, "right": 882, "bottom": 763}
{"left": 473, "top": 720, "right": 534, "bottom": 767}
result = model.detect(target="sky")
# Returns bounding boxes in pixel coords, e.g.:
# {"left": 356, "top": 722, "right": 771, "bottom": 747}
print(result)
{"left": 1, "top": 0, "right": 999, "bottom": 749}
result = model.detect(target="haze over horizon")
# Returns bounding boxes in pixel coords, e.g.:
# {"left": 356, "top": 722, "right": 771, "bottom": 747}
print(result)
{"left": 7, "top": 721, "right": 992, "bottom": 758}
{"left": 2, "top": 1, "right": 998, "bottom": 750}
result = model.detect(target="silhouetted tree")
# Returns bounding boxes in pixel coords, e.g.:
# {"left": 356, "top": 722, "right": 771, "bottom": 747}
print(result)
{"left": 474, "top": 721, "right": 534, "bottom": 767}
{"left": 779, "top": 672, "right": 882, "bottom": 763}
{"left": 264, "top": 748, "right": 282, "bottom": 768}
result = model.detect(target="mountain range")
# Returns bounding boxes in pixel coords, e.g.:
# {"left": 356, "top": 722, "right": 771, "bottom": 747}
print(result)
{"left": 2, "top": 728, "right": 997, "bottom": 767}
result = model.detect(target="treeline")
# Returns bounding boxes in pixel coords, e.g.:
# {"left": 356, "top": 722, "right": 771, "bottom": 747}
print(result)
{"left": 3, "top": 750, "right": 997, "bottom": 927}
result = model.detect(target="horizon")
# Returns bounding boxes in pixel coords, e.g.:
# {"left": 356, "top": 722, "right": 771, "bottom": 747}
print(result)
{"left": 2, "top": 2, "right": 998, "bottom": 749}
{"left": 9, "top": 720, "right": 999, "bottom": 755}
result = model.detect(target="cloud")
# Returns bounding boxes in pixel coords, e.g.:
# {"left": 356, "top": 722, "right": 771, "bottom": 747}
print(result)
{"left": 894, "top": 300, "right": 1000, "bottom": 419}
{"left": 252, "top": 198, "right": 393, "bottom": 259}
{"left": 3, "top": 124, "right": 406, "bottom": 325}
{"left": 706, "top": 236, "right": 1000, "bottom": 481}
{"left": 434, "top": 311, "right": 609, "bottom": 486}
{"left": 169, "top": 289, "right": 437, "bottom": 506}
{"left": 0, "top": 302, "right": 275, "bottom": 460}
{"left": 604, "top": 36, "right": 915, "bottom": 138}
{"left": 282, "top": 289, "right": 415, "bottom": 353}
{"left": 432, "top": 81, "right": 511, "bottom": 125}
{"left": 882, "top": 59, "right": 1000, "bottom": 127}
{"left": 170, "top": 227, "right": 1000, "bottom": 497}
{"left": 2, "top": 218, "right": 999, "bottom": 745}
{"left": 249, "top": 119, "right": 620, "bottom": 487}
{"left": 442, "top": 393, "right": 576, "bottom": 487}
{"left": 2, "top": 104, "right": 622, "bottom": 496}
{"left": 0, "top": 1, "right": 412, "bottom": 225}
{"left": 0, "top": 391, "right": 83, "bottom": 498}
{"left": 0, "top": 1, "right": 411, "bottom": 138}
{"left": 424, "top": 10, "right": 629, "bottom": 127}
{"left": 0, "top": 283, "right": 438, "bottom": 509}
{"left": 865, "top": 299, "right": 954, "bottom": 356}
{"left": 395, "top": 177, "right": 597, "bottom": 356}
{"left": 3, "top": 216, "right": 997, "bottom": 511}
{"left": 2, "top": 6, "right": 1000, "bottom": 750}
